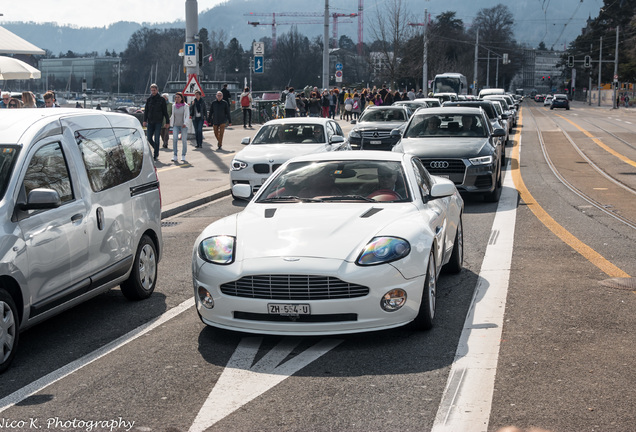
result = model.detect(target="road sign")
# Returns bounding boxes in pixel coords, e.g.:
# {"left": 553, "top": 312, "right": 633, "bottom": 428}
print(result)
{"left": 184, "top": 43, "right": 197, "bottom": 68}
{"left": 254, "top": 56, "right": 264, "bottom": 74}
{"left": 335, "top": 70, "right": 343, "bottom": 83}
{"left": 183, "top": 74, "right": 204, "bottom": 97}
{"left": 614, "top": 74, "right": 619, "bottom": 81}
{"left": 335, "top": 63, "right": 343, "bottom": 71}
{"left": 253, "top": 42, "right": 265, "bottom": 56}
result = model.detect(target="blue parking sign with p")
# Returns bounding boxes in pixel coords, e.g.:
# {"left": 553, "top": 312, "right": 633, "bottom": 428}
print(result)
{"left": 185, "top": 43, "right": 196, "bottom": 56}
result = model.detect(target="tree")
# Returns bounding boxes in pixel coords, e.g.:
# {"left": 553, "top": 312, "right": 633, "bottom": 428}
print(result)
{"left": 368, "top": 0, "right": 414, "bottom": 87}
{"left": 269, "top": 27, "right": 321, "bottom": 89}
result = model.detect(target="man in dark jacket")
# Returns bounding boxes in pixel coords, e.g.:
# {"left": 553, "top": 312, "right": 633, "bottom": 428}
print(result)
{"left": 143, "top": 83, "right": 170, "bottom": 161}
{"left": 208, "top": 91, "right": 231, "bottom": 149}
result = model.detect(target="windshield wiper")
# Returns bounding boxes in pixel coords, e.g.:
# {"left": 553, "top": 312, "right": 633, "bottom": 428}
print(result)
{"left": 320, "top": 195, "right": 376, "bottom": 202}
{"left": 258, "top": 196, "right": 324, "bottom": 203}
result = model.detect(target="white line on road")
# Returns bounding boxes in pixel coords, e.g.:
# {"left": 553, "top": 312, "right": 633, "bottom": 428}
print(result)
{"left": 431, "top": 153, "right": 519, "bottom": 431}
{"left": 188, "top": 337, "right": 343, "bottom": 432}
{"left": 0, "top": 298, "right": 195, "bottom": 413}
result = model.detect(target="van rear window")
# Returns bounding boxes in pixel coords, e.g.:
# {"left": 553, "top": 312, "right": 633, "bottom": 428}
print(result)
{"left": 76, "top": 128, "right": 143, "bottom": 192}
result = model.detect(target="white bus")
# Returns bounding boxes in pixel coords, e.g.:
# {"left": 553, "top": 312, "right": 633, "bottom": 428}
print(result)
{"left": 432, "top": 73, "right": 468, "bottom": 95}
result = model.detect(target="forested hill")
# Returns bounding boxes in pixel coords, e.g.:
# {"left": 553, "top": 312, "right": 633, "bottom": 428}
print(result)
{"left": 2, "top": 0, "right": 600, "bottom": 55}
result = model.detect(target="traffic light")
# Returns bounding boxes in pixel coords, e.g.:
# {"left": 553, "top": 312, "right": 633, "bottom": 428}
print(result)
{"left": 197, "top": 42, "right": 203, "bottom": 67}
{"left": 542, "top": 76, "right": 545, "bottom": 81}
{"left": 567, "top": 55, "right": 574, "bottom": 67}
{"left": 584, "top": 55, "right": 591, "bottom": 68}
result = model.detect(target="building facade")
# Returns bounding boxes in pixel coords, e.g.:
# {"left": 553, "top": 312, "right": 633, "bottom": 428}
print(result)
{"left": 520, "top": 49, "right": 564, "bottom": 95}
{"left": 38, "top": 57, "right": 121, "bottom": 93}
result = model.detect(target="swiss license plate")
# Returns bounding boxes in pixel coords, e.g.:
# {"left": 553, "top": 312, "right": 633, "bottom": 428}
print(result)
{"left": 268, "top": 303, "right": 311, "bottom": 316}
{"left": 370, "top": 140, "right": 382, "bottom": 145}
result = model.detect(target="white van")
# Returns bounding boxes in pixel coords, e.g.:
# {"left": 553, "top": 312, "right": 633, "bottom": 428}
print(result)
{"left": 0, "top": 109, "right": 163, "bottom": 372}
{"left": 478, "top": 88, "right": 505, "bottom": 98}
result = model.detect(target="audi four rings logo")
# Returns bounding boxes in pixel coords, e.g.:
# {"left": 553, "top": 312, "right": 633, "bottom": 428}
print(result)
{"left": 429, "top": 161, "right": 449, "bottom": 169}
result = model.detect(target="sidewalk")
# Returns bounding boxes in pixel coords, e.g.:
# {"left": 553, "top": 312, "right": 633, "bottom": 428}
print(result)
{"left": 156, "top": 118, "right": 354, "bottom": 219}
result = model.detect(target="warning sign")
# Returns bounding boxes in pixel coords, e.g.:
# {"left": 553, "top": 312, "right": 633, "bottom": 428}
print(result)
{"left": 183, "top": 74, "right": 205, "bottom": 97}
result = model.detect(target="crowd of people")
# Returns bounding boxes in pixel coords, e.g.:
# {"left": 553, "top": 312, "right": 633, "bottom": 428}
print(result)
{"left": 0, "top": 90, "right": 56, "bottom": 108}
{"left": 278, "top": 84, "right": 426, "bottom": 121}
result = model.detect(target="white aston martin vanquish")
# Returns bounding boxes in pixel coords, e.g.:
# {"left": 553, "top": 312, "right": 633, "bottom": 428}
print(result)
{"left": 193, "top": 151, "right": 463, "bottom": 335}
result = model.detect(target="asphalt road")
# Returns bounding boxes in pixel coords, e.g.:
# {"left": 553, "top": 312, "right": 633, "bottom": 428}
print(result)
{"left": 1, "top": 104, "right": 635, "bottom": 432}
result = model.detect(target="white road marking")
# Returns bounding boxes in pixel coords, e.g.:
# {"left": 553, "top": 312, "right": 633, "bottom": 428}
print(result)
{"left": 431, "top": 153, "right": 519, "bottom": 431}
{"left": 189, "top": 337, "right": 342, "bottom": 432}
{"left": 0, "top": 298, "right": 195, "bottom": 413}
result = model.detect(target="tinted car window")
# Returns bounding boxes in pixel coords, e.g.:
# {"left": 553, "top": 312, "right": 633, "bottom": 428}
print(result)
{"left": 76, "top": 128, "right": 140, "bottom": 192}
{"left": 23, "top": 142, "right": 73, "bottom": 203}
{"left": 359, "top": 108, "right": 406, "bottom": 122}
{"left": 0, "top": 146, "right": 19, "bottom": 200}
{"left": 252, "top": 124, "right": 325, "bottom": 144}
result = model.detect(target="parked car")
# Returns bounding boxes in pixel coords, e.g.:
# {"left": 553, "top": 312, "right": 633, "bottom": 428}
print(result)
{"left": 392, "top": 107, "right": 506, "bottom": 202}
{"left": 194, "top": 151, "right": 464, "bottom": 335}
{"left": 0, "top": 109, "right": 163, "bottom": 372}
{"left": 535, "top": 94, "right": 545, "bottom": 103}
{"left": 348, "top": 105, "right": 412, "bottom": 150}
{"left": 230, "top": 117, "right": 350, "bottom": 199}
{"left": 550, "top": 94, "right": 570, "bottom": 110}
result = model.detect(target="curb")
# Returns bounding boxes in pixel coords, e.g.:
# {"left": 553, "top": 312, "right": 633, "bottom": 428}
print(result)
{"left": 161, "top": 187, "right": 231, "bottom": 219}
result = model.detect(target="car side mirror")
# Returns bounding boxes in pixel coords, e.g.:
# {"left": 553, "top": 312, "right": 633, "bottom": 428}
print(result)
{"left": 329, "top": 135, "right": 345, "bottom": 144}
{"left": 18, "top": 188, "right": 62, "bottom": 211}
{"left": 240, "top": 137, "right": 251, "bottom": 145}
{"left": 350, "top": 120, "right": 357, "bottom": 125}
{"left": 430, "top": 178, "right": 456, "bottom": 199}
{"left": 492, "top": 128, "right": 506, "bottom": 137}
{"left": 500, "top": 113, "right": 509, "bottom": 120}
{"left": 390, "top": 129, "right": 402, "bottom": 139}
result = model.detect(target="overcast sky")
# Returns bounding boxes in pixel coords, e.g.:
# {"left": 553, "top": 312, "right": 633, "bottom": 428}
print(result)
{"left": 1, "top": 1, "right": 225, "bottom": 27}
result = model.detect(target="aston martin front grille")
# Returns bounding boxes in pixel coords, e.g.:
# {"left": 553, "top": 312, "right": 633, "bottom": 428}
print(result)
{"left": 220, "top": 275, "right": 370, "bottom": 300}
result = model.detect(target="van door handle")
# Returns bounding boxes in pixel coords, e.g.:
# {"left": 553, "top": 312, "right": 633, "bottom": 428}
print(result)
{"left": 71, "top": 213, "right": 84, "bottom": 223}
{"left": 96, "top": 207, "right": 104, "bottom": 230}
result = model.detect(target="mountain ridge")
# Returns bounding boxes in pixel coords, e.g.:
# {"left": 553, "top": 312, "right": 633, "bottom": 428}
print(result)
{"left": 1, "top": 0, "right": 600, "bottom": 55}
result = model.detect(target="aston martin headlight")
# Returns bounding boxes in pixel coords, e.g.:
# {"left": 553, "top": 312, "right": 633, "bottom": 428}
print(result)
{"left": 357, "top": 237, "right": 411, "bottom": 266}
{"left": 231, "top": 159, "right": 248, "bottom": 171}
{"left": 469, "top": 155, "right": 493, "bottom": 166}
{"left": 349, "top": 130, "right": 361, "bottom": 139}
{"left": 198, "top": 235, "right": 236, "bottom": 264}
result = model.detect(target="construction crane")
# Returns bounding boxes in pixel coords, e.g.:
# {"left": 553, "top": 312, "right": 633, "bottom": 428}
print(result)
{"left": 245, "top": 12, "right": 356, "bottom": 49}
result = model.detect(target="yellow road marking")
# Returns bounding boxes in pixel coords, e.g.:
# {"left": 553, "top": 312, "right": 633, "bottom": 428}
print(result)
{"left": 554, "top": 113, "right": 636, "bottom": 168}
{"left": 511, "top": 108, "right": 630, "bottom": 278}
{"left": 157, "top": 164, "right": 191, "bottom": 172}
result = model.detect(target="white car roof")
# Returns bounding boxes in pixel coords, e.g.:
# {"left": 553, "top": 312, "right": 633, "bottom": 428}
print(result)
{"left": 0, "top": 108, "right": 142, "bottom": 146}
{"left": 261, "top": 117, "right": 334, "bottom": 126}
{"left": 285, "top": 150, "right": 408, "bottom": 164}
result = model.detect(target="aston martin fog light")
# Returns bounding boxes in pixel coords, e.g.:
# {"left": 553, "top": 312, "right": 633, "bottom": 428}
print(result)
{"left": 380, "top": 289, "right": 407, "bottom": 312}
{"left": 198, "top": 286, "right": 214, "bottom": 309}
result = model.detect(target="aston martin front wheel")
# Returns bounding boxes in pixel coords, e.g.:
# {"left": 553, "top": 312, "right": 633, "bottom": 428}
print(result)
{"left": 411, "top": 251, "right": 437, "bottom": 331}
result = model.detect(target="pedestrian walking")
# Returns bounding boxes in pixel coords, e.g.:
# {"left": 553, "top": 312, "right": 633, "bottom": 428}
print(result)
{"left": 343, "top": 93, "right": 353, "bottom": 121}
{"left": 208, "top": 91, "right": 231, "bottom": 149}
{"left": 625, "top": 94, "right": 630, "bottom": 108}
{"left": 297, "top": 93, "right": 307, "bottom": 117}
{"left": 284, "top": 87, "right": 297, "bottom": 118}
{"left": 239, "top": 87, "right": 253, "bottom": 127}
{"left": 338, "top": 88, "right": 346, "bottom": 119}
{"left": 352, "top": 92, "right": 362, "bottom": 120}
{"left": 161, "top": 93, "right": 173, "bottom": 148}
{"left": 170, "top": 92, "right": 190, "bottom": 162}
{"left": 21, "top": 91, "right": 36, "bottom": 108}
{"left": 307, "top": 91, "right": 322, "bottom": 117}
{"left": 329, "top": 89, "right": 338, "bottom": 119}
{"left": 143, "top": 83, "right": 170, "bottom": 161}
{"left": 190, "top": 90, "right": 207, "bottom": 148}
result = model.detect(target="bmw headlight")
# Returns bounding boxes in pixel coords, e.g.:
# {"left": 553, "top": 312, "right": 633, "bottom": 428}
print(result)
{"left": 469, "top": 155, "right": 493, "bottom": 166}
{"left": 198, "top": 236, "right": 236, "bottom": 265}
{"left": 231, "top": 159, "right": 248, "bottom": 171}
{"left": 349, "top": 130, "right": 361, "bottom": 139}
{"left": 357, "top": 237, "right": 411, "bottom": 266}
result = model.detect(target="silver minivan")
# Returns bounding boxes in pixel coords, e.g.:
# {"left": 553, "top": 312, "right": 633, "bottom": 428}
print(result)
{"left": 0, "top": 109, "right": 162, "bottom": 372}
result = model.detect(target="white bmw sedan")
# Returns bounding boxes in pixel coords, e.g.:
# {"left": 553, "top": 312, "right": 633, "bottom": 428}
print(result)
{"left": 193, "top": 151, "right": 463, "bottom": 335}
{"left": 230, "top": 117, "right": 350, "bottom": 198}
